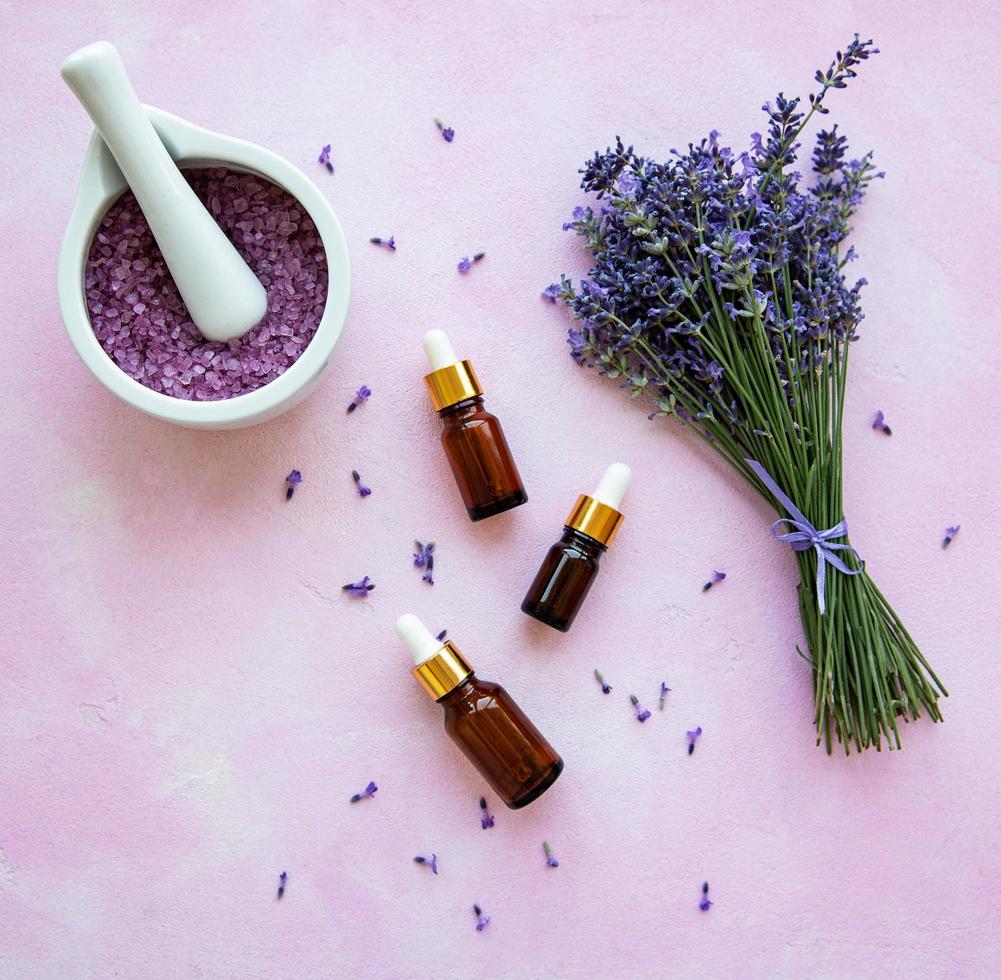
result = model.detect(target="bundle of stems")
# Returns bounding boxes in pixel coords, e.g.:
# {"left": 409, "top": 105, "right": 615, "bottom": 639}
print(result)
{"left": 555, "top": 36, "right": 945, "bottom": 751}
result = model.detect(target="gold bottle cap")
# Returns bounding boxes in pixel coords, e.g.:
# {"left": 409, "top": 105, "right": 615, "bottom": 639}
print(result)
{"left": 565, "top": 494, "right": 624, "bottom": 548}
{"left": 424, "top": 360, "right": 483, "bottom": 412}
{"left": 412, "top": 640, "right": 474, "bottom": 700}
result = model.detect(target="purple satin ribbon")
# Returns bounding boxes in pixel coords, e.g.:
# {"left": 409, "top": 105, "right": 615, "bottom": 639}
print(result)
{"left": 745, "top": 459, "right": 863, "bottom": 615}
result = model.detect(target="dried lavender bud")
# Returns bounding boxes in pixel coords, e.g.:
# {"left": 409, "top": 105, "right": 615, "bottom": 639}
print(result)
{"left": 436, "top": 629, "right": 447, "bottom": 641}
{"left": 347, "top": 385, "right": 372, "bottom": 414}
{"left": 594, "top": 669, "right": 612, "bottom": 694}
{"left": 370, "top": 236, "right": 396, "bottom": 251}
{"left": 318, "top": 144, "right": 334, "bottom": 174}
{"left": 413, "top": 541, "right": 435, "bottom": 584}
{"left": 434, "top": 117, "right": 455, "bottom": 142}
{"left": 457, "top": 253, "right": 485, "bottom": 273}
{"left": 349, "top": 780, "right": 378, "bottom": 803}
{"left": 543, "top": 841, "right": 559, "bottom": 868}
{"left": 342, "top": 577, "right": 375, "bottom": 598}
{"left": 942, "top": 525, "right": 960, "bottom": 548}
{"left": 284, "top": 469, "right": 302, "bottom": 501}
{"left": 630, "top": 694, "right": 651, "bottom": 723}
{"left": 479, "top": 797, "right": 495, "bottom": 829}
{"left": 473, "top": 904, "right": 490, "bottom": 931}
{"left": 541, "top": 282, "right": 561, "bottom": 303}
{"left": 352, "top": 470, "right": 372, "bottom": 497}
{"left": 414, "top": 854, "right": 438, "bottom": 875}
{"left": 659, "top": 682, "right": 672, "bottom": 711}
{"left": 277, "top": 870, "right": 287, "bottom": 899}
{"left": 871, "top": 409, "right": 892, "bottom": 435}
{"left": 702, "top": 570, "right": 726, "bottom": 592}
{"left": 687, "top": 727, "right": 703, "bottom": 755}
{"left": 699, "top": 880, "right": 713, "bottom": 911}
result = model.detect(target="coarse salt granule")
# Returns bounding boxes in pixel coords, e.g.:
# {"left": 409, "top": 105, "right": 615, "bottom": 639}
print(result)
{"left": 84, "top": 168, "right": 328, "bottom": 400}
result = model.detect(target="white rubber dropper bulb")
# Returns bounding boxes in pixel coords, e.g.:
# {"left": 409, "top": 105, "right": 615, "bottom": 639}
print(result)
{"left": 591, "top": 462, "right": 632, "bottom": 511}
{"left": 423, "top": 329, "right": 459, "bottom": 371}
{"left": 395, "top": 613, "right": 446, "bottom": 665}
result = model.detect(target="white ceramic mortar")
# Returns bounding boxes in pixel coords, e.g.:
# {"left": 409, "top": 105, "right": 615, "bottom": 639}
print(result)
{"left": 58, "top": 107, "right": 350, "bottom": 429}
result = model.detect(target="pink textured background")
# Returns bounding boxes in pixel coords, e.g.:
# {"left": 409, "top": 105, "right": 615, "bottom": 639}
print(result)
{"left": 2, "top": 2, "right": 999, "bottom": 977}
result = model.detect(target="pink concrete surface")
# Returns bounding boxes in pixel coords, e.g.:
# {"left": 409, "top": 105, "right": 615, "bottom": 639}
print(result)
{"left": 2, "top": 2, "right": 1000, "bottom": 977}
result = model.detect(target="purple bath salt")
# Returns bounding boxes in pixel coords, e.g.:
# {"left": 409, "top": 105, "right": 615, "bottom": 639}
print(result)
{"left": 84, "top": 168, "right": 328, "bottom": 400}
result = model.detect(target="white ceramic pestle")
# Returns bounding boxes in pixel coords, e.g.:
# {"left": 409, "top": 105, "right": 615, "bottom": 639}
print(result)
{"left": 60, "top": 41, "right": 268, "bottom": 344}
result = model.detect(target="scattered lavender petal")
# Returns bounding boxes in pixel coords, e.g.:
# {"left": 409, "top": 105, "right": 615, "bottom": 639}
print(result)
{"left": 318, "top": 144, "right": 334, "bottom": 174}
{"left": 871, "top": 409, "right": 892, "bottom": 435}
{"left": 436, "top": 629, "right": 447, "bottom": 642}
{"left": 352, "top": 469, "right": 372, "bottom": 497}
{"left": 434, "top": 117, "right": 455, "bottom": 142}
{"left": 702, "top": 570, "right": 726, "bottom": 592}
{"left": 659, "top": 681, "right": 672, "bottom": 711}
{"left": 687, "top": 726, "right": 703, "bottom": 754}
{"left": 349, "top": 780, "right": 378, "bottom": 803}
{"left": 457, "top": 252, "right": 485, "bottom": 274}
{"left": 370, "top": 236, "right": 396, "bottom": 251}
{"left": 479, "top": 797, "right": 495, "bottom": 829}
{"left": 277, "top": 870, "right": 287, "bottom": 899}
{"left": 414, "top": 854, "right": 438, "bottom": 875}
{"left": 347, "top": 384, "right": 372, "bottom": 414}
{"left": 942, "top": 524, "right": 960, "bottom": 548}
{"left": 473, "top": 904, "right": 491, "bottom": 931}
{"left": 285, "top": 469, "right": 303, "bottom": 501}
{"left": 543, "top": 841, "right": 559, "bottom": 868}
{"left": 342, "top": 576, "right": 375, "bottom": 598}
{"left": 700, "top": 881, "right": 713, "bottom": 911}
{"left": 594, "top": 669, "right": 612, "bottom": 694}
{"left": 630, "top": 694, "right": 651, "bottom": 723}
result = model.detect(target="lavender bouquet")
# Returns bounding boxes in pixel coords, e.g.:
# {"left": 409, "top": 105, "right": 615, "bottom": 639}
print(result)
{"left": 552, "top": 37, "right": 945, "bottom": 752}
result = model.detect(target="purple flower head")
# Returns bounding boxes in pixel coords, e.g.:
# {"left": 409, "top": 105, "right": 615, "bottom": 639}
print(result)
{"left": 349, "top": 780, "right": 378, "bottom": 803}
{"left": 277, "top": 870, "right": 287, "bottom": 899}
{"left": 687, "top": 726, "right": 703, "bottom": 754}
{"left": 700, "top": 881, "right": 713, "bottom": 911}
{"left": 942, "top": 524, "right": 960, "bottom": 548}
{"left": 562, "top": 205, "right": 587, "bottom": 231}
{"left": 473, "top": 904, "right": 491, "bottom": 932}
{"left": 370, "top": 236, "right": 396, "bottom": 251}
{"left": 342, "top": 576, "right": 375, "bottom": 598}
{"left": 347, "top": 384, "right": 372, "bottom": 414}
{"left": 871, "top": 409, "right": 892, "bottom": 435}
{"left": 594, "top": 668, "right": 612, "bottom": 694}
{"left": 615, "top": 170, "right": 641, "bottom": 197}
{"left": 351, "top": 469, "right": 372, "bottom": 497}
{"left": 630, "top": 694, "right": 651, "bottom": 723}
{"left": 414, "top": 854, "right": 438, "bottom": 875}
{"left": 479, "top": 796, "right": 495, "bottom": 829}
{"left": 284, "top": 469, "right": 303, "bottom": 501}
{"left": 457, "top": 252, "right": 485, "bottom": 273}
{"left": 659, "top": 681, "right": 672, "bottom": 711}
{"left": 543, "top": 841, "right": 559, "bottom": 868}
{"left": 541, "top": 282, "right": 561, "bottom": 303}
{"left": 702, "top": 570, "right": 726, "bottom": 592}
{"left": 413, "top": 540, "right": 435, "bottom": 585}
{"left": 318, "top": 144, "right": 334, "bottom": 174}
{"left": 434, "top": 117, "right": 455, "bottom": 142}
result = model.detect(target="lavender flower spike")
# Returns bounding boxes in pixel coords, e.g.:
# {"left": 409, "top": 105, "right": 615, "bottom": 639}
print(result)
{"left": 872, "top": 409, "right": 892, "bottom": 435}
{"left": 630, "top": 694, "right": 651, "bottom": 723}
{"left": 277, "top": 870, "right": 287, "bottom": 899}
{"left": 370, "top": 236, "right": 396, "bottom": 251}
{"left": 352, "top": 470, "right": 372, "bottom": 497}
{"left": 342, "top": 576, "right": 375, "bottom": 598}
{"left": 594, "top": 668, "right": 612, "bottom": 694}
{"left": 473, "top": 904, "right": 491, "bottom": 931}
{"left": 543, "top": 841, "right": 559, "bottom": 868}
{"left": 347, "top": 384, "right": 372, "bottom": 414}
{"left": 942, "top": 525, "right": 960, "bottom": 548}
{"left": 479, "top": 797, "right": 495, "bottom": 829}
{"left": 349, "top": 780, "right": 378, "bottom": 803}
{"left": 702, "top": 570, "right": 726, "bottom": 592}
{"left": 659, "top": 681, "right": 672, "bottom": 711}
{"left": 414, "top": 854, "right": 438, "bottom": 875}
{"left": 284, "top": 469, "right": 302, "bottom": 501}
{"left": 687, "top": 726, "right": 703, "bottom": 755}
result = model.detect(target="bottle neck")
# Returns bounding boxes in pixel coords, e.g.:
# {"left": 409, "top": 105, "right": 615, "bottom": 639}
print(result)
{"left": 561, "top": 525, "right": 607, "bottom": 554}
{"left": 438, "top": 395, "right": 484, "bottom": 419}
{"left": 437, "top": 672, "right": 478, "bottom": 704}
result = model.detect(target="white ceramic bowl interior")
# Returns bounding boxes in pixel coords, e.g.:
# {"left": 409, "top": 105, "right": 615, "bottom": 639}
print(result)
{"left": 58, "top": 107, "right": 350, "bottom": 429}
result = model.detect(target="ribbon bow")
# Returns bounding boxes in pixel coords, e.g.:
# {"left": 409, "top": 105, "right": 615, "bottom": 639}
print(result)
{"left": 745, "top": 459, "right": 863, "bottom": 615}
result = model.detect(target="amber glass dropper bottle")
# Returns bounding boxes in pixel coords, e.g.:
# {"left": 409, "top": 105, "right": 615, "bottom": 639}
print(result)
{"left": 395, "top": 613, "right": 563, "bottom": 809}
{"left": 521, "top": 462, "right": 632, "bottom": 632}
{"left": 422, "top": 329, "right": 528, "bottom": 522}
